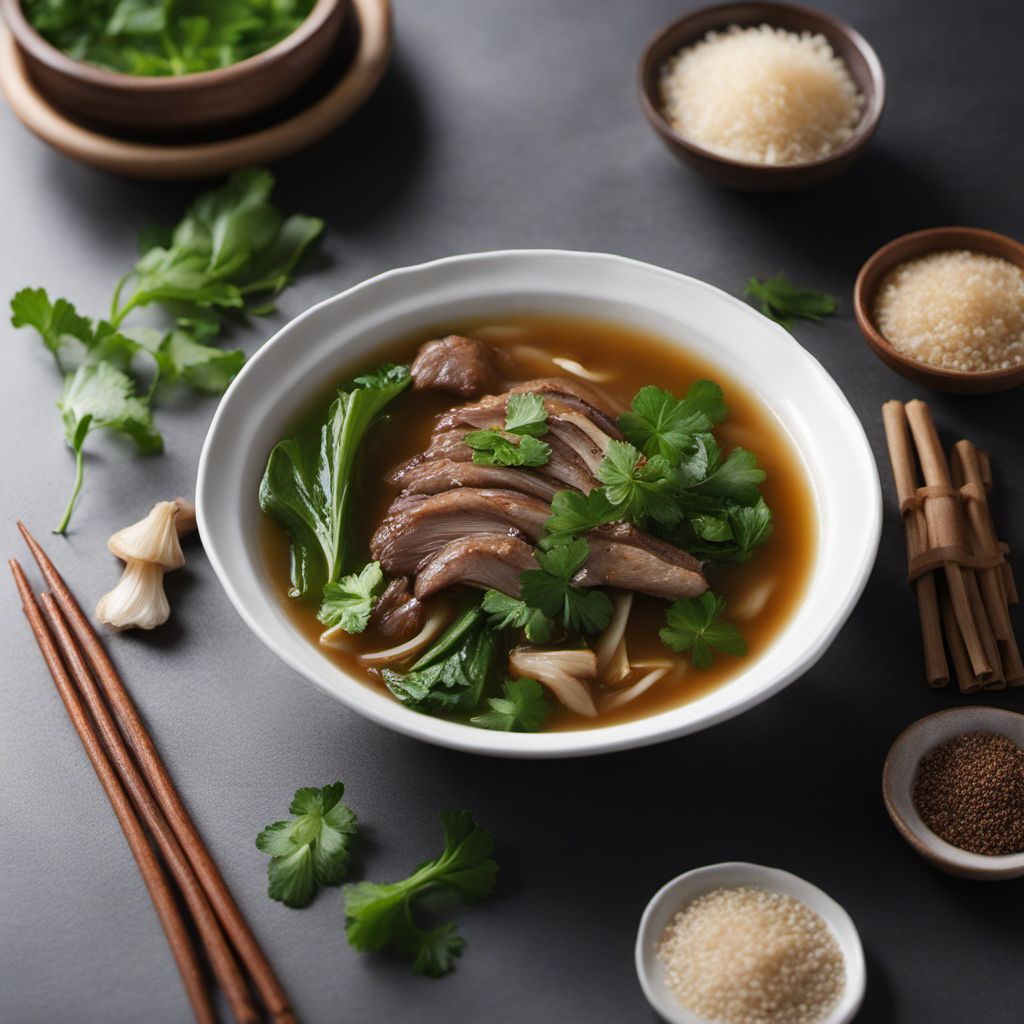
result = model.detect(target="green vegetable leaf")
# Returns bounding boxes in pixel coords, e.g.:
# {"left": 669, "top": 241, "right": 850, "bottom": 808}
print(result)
{"left": 618, "top": 382, "right": 726, "bottom": 462}
{"left": 255, "top": 782, "right": 357, "bottom": 908}
{"left": 481, "top": 590, "right": 554, "bottom": 643}
{"left": 503, "top": 393, "right": 549, "bottom": 437}
{"left": 746, "top": 274, "right": 837, "bottom": 330}
{"left": 471, "top": 678, "right": 552, "bottom": 732}
{"left": 153, "top": 328, "right": 245, "bottom": 393}
{"left": 344, "top": 809, "right": 497, "bottom": 976}
{"left": 520, "top": 538, "right": 613, "bottom": 634}
{"left": 382, "top": 606, "right": 497, "bottom": 712}
{"left": 259, "top": 364, "right": 411, "bottom": 597}
{"left": 660, "top": 592, "right": 747, "bottom": 668}
{"left": 317, "top": 561, "right": 385, "bottom": 638}
{"left": 597, "top": 440, "right": 682, "bottom": 526}
{"left": 541, "top": 488, "right": 620, "bottom": 544}
{"left": 10, "top": 287, "right": 94, "bottom": 369}
{"left": 464, "top": 430, "right": 551, "bottom": 467}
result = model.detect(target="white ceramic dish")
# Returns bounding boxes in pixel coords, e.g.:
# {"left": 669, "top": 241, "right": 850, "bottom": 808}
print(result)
{"left": 635, "top": 862, "right": 866, "bottom": 1024}
{"left": 883, "top": 707, "right": 1024, "bottom": 880}
{"left": 196, "top": 250, "right": 881, "bottom": 758}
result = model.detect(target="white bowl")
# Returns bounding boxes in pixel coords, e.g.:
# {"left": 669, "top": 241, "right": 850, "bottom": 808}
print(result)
{"left": 883, "top": 707, "right": 1024, "bottom": 879}
{"left": 196, "top": 250, "right": 880, "bottom": 758}
{"left": 635, "top": 862, "right": 866, "bottom": 1024}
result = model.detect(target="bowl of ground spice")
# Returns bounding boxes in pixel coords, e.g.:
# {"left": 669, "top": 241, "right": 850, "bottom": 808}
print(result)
{"left": 883, "top": 707, "right": 1024, "bottom": 880}
{"left": 855, "top": 227, "right": 1024, "bottom": 393}
{"left": 636, "top": 862, "right": 866, "bottom": 1024}
{"left": 638, "top": 2, "right": 885, "bottom": 191}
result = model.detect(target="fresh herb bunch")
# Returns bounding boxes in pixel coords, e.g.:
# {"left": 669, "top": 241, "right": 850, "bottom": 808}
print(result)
{"left": 11, "top": 168, "right": 323, "bottom": 533}
{"left": 344, "top": 810, "right": 498, "bottom": 977}
{"left": 255, "top": 783, "right": 358, "bottom": 909}
{"left": 24, "top": 0, "right": 316, "bottom": 77}
{"left": 746, "top": 273, "right": 837, "bottom": 330}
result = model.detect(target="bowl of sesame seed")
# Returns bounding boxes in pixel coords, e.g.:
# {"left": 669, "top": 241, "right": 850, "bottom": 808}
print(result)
{"left": 883, "top": 707, "right": 1024, "bottom": 880}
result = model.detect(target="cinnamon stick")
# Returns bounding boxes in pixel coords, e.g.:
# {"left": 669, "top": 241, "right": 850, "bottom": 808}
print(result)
{"left": 17, "top": 522, "right": 295, "bottom": 1024}
{"left": 939, "top": 581, "right": 980, "bottom": 694}
{"left": 9, "top": 561, "right": 217, "bottom": 1024}
{"left": 904, "top": 400, "right": 992, "bottom": 679}
{"left": 880, "top": 401, "right": 948, "bottom": 686}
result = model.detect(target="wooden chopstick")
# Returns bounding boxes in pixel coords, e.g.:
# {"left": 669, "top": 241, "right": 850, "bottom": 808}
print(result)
{"left": 9, "top": 560, "right": 218, "bottom": 1024}
{"left": 38, "top": 592, "right": 260, "bottom": 1024}
{"left": 17, "top": 522, "right": 296, "bottom": 1024}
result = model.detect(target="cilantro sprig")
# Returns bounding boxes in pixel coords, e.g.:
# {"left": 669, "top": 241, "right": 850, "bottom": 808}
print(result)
{"left": 660, "top": 593, "right": 747, "bottom": 668}
{"left": 519, "top": 538, "right": 613, "bottom": 634}
{"left": 745, "top": 274, "right": 837, "bottom": 330}
{"left": 10, "top": 169, "right": 322, "bottom": 532}
{"left": 344, "top": 810, "right": 498, "bottom": 977}
{"left": 255, "top": 783, "right": 358, "bottom": 908}
{"left": 317, "top": 561, "right": 385, "bottom": 639}
{"left": 482, "top": 590, "right": 554, "bottom": 643}
{"left": 463, "top": 392, "right": 551, "bottom": 467}
{"left": 471, "top": 678, "right": 552, "bottom": 732}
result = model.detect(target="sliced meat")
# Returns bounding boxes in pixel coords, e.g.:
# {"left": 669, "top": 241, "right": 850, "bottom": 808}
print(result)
{"left": 393, "top": 458, "right": 559, "bottom": 502}
{"left": 414, "top": 534, "right": 538, "bottom": 600}
{"left": 368, "top": 577, "right": 425, "bottom": 640}
{"left": 573, "top": 522, "right": 707, "bottom": 600}
{"left": 507, "top": 376, "right": 623, "bottom": 423}
{"left": 371, "top": 488, "right": 551, "bottom": 574}
{"left": 411, "top": 335, "right": 499, "bottom": 398}
{"left": 436, "top": 391, "right": 623, "bottom": 441}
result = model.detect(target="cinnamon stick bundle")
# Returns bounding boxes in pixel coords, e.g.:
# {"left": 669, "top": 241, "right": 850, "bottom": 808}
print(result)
{"left": 881, "top": 400, "right": 1022, "bottom": 692}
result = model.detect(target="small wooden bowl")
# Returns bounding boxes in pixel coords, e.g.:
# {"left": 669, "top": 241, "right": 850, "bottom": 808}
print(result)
{"left": 0, "top": 0, "right": 349, "bottom": 135}
{"left": 638, "top": 1, "right": 885, "bottom": 192}
{"left": 854, "top": 227, "right": 1024, "bottom": 394}
{"left": 883, "top": 707, "right": 1024, "bottom": 880}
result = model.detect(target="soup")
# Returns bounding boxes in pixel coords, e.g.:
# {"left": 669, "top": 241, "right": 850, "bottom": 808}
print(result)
{"left": 258, "top": 315, "right": 816, "bottom": 732}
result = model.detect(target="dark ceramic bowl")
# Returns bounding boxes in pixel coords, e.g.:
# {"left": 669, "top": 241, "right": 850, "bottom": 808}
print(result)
{"left": 1, "top": 0, "right": 349, "bottom": 135}
{"left": 638, "top": 1, "right": 885, "bottom": 191}
{"left": 855, "top": 227, "right": 1024, "bottom": 394}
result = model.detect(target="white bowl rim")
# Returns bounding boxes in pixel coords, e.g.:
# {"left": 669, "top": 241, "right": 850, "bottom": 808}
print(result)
{"left": 196, "top": 248, "right": 881, "bottom": 758}
{"left": 634, "top": 861, "right": 867, "bottom": 1024}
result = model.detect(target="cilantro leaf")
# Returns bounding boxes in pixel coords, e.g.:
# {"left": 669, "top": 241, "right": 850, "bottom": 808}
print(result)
{"left": 10, "top": 287, "right": 95, "bottom": 370}
{"left": 255, "top": 782, "right": 357, "bottom": 908}
{"left": 382, "top": 606, "right": 497, "bottom": 712}
{"left": 464, "top": 430, "right": 550, "bottom": 467}
{"left": 54, "top": 363, "right": 163, "bottom": 534}
{"left": 618, "top": 382, "right": 726, "bottom": 462}
{"left": 344, "top": 809, "right": 497, "bottom": 977}
{"left": 471, "top": 678, "right": 552, "bottom": 732}
{"left": 520, "top": 538, "right": 613, "bottom": 634}
{"left": 317, "top": 561, "right": 385, "bottom": 638}
{"left": 597, "top": 440, "right": 682, "bottom": 526}
{"left": 481, "top": 590, "right": 554, "bottom": 643}
{"left": 153, "top": 329, "right": 245, "bottom": 394}
{"left": 541, "top": 488, "right": 620, "bottom": 544}
{"left": 746, "top": 274, "right": 837, "bottom": 330}
{"left": 660, "top": 592, "right": 747, "bottom": 668}
{"left": 503, "top": 393, "right": 548, "bottom": 437}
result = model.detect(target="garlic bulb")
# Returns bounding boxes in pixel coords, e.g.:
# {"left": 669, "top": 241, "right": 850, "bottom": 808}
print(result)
{"left": 108, "top": 501, "right": 185, "bottom": 569}
{"left": 96, "top": 561, "right": 170, "bottom": 631}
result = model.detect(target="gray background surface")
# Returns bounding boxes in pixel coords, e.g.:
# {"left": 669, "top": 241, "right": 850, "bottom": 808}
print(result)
{"left": 2, "top": 0, "right": 1023, "bottom": 1021}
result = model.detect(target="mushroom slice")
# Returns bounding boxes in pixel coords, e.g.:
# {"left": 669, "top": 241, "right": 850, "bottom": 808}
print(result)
{"left": 508, "top": 647, "right": 598, "bottom": 717}
{"left": 96, "top": 560, "right": 170, "bottom": 631}
{"left": 594, "top": 591, "right": 634, "bottom": 676}
{"left": 358, "top": 608, "right": 449, "bottom": 666}
{"left": 108, "top": 500, "right": 185, "bottom": 569}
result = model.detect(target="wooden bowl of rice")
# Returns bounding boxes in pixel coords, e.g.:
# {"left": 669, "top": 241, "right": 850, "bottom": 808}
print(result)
{"left": 638, "top": 1, "right": 885, "bottom": 191}
{"left": 854, "top": 227, "right": 1024, "bottom": 394}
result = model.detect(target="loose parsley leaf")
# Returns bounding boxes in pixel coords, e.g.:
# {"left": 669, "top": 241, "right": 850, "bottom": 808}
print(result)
{"left": 746, "top": 274, "right": 837, "bottom": 330}
{"left": 344, "top": 809, "right": 498, "bottom": 977}
{"left": 677, "top": 498, "right": 774, "bottom": 564}
{"left": 540, "top": 488, "right": 620, "bottom": 544}
{"left": 382, "top": 606, "right": 497, "bottom": 712}
{"left": 255, "top": 782, "right": 357, "bottom": 909}
{"left": 520, "top": 538, "right": 613, "bottom": 634}
{"left": 260, "top": 364, "right": 411, "bottom": 598}
{"left": 317, "top": 561, "right": 385, "bottom": 637}
{"left": 10, "top": 287, "right": 94, "bottom": 370}
{"left": 660, "top": 592, "right": 747, "bottom": 668}
{"left": 153, "top": 328, "right": 245, "bottom": 394}
{"left": 597, "top": 440, "right": 682, "bottom": 526}
{"left": 464, "top": 430, "right": 551, "bottom": 468}
{"left": 471, "top": 678, "right": 552, "bottom": 732}
{"left": 618, "top": 382, "right": 726, "bottom": 462}
{"left": 55, "top": 363, "right": 163, "bottom": 533}
{"left": 503, "top": 393, "right": 549, "bottom": 437}
{"left": 481, "top": 590, "right": 554, "bottom": 643}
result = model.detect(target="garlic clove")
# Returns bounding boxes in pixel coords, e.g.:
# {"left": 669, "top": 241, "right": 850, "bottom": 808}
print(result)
{"left": 96, "top": 560, "right": 171, "bottom": 631}
{"left": 108, "top": 501, "right": 185, "bottom": 569}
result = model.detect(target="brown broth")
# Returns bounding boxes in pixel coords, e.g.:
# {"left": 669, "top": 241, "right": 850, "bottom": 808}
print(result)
{"left": 257, "top": 315, "right": 817, "bottom": 730}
